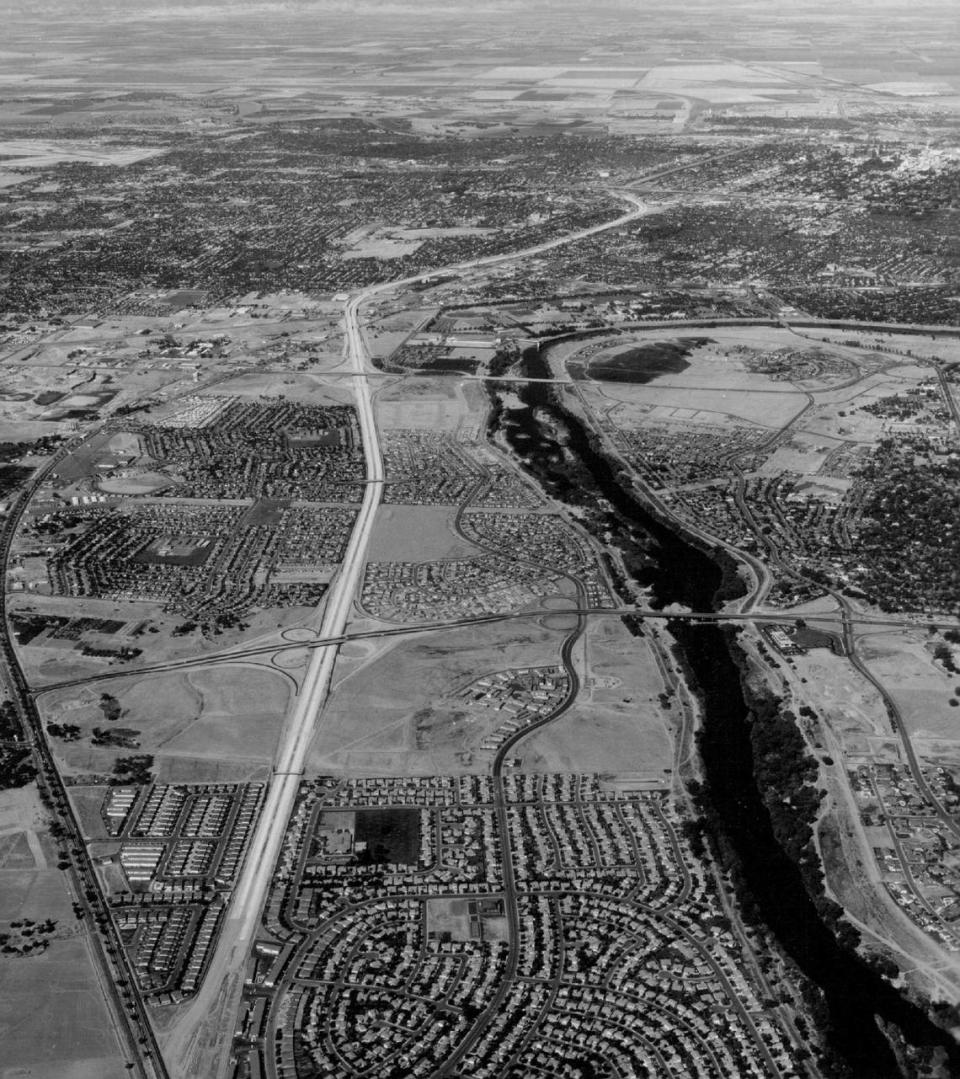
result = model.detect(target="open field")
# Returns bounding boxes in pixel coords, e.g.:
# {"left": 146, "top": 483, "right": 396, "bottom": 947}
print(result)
{"left": 375, "top": 377, "right": 474, "bottom": 431}
{"left": 795, "top": 328, "right": 960, "bottom": 364}
{"left": 12, "top": 591, "right": 313, "bottom": 686}
{"left": 515, "top": 699, "right": 673, "bottom": 778}
{"left": 206, "top": 373, "right": 355, "bottom": 406}
{"left": 589, "top": 382, "right": 805, "bottom": 428}
{"left": 39, "top": 665, "right": 290, "bottom": 782}
{"left": 789, "top": 648, "right": 890, "bottom": 758}
{"left": 518, "top": 618, "right": 673, "bottom": 775}
{"left": 309, "top": 619, "right": 570, "bottom": 775}
{"left": 0, "top": 938, "right": 127, "bottom": 1079}
{"left": 0, "top": 138, "right": 163, "bottom": 168}
{"left": 856, "top": 630, "right": 960, "bottom": 744}
{"left": 0, "top": 785, "right": 127, "bottom": 1079}
{"left": 366, "top": 504, "right": 483, "bottom": 561}
{"left": 757, "top": 432, "right": 843, "bottom": 476}
{"left": 67, "top": 786, "right": 112, "bottom": 843}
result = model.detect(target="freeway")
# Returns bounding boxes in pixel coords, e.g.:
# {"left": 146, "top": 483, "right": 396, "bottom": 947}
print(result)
{"left": 161, "top": 288, "right": 385, "bottom": 1077}
{"left": 29, "top": 604, "right": 957, "bottom": 699}
{"left": 160, "top": 189, "right": 653, "bottom": 1079}
{"left": 5, "top": 180, "right": 957, "bottom": 1076}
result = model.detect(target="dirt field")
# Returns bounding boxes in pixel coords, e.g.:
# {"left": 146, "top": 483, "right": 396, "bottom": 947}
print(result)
{"left": 97, "top": 470, "right": 172, "bottom": 495}
{"left": 789, "top": 648, "right": 890, "bottom": 756}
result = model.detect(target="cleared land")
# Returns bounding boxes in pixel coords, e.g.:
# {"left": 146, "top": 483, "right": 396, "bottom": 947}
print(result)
{"left": 789, "top": 648, "right": 890, "bottom": 757}
{"left": 375, "top": 377, "right": 474, "bottom": 431}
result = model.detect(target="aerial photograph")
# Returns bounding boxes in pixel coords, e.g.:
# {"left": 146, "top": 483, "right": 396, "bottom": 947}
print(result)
{"left": 1, "top": 0, "right": 960, "bottom": 1077}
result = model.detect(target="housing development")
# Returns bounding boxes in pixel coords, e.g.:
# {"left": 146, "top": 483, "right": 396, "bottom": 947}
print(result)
{"left": 2, "top": 3, "right": 960, "bottom": 1079}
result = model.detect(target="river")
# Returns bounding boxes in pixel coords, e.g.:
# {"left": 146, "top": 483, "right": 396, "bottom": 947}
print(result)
{"left": 491, "top": 343, "right": 960, "bottom": 1078}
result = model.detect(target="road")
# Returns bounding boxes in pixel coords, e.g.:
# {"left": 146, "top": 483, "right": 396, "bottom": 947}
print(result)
{"left": 30, "top": 602, "right": 957, "bottom": 699}
{"left": 5, "top": 182, "right": 956, "bottom": 1074}
{"left": 0, "top": 437, "right": 169, "bottom": 1079}
{"left": 160, "top": 190, "right": 653, "bottom": 1079}
{"left": 161, "top": 284, "right": 385, "bottom": 1077}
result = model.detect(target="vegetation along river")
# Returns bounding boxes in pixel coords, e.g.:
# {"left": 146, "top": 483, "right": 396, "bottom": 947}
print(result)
{"left": 489, "top": 343, "right": 960, "bottom": 1078}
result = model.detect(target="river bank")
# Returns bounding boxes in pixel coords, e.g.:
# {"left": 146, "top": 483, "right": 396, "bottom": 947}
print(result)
{"left": 488, "top": 343, "right": 960, "bottom": 1077}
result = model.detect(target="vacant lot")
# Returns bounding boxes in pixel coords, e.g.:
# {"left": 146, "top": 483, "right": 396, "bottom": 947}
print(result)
{"left": 0, "top": 938, "right": 127, "bottom": 1079}
{"left": 310, "top": 619, "right": 567, "bottom": 775}
{"left": 40, "top": 665, "right": 290, "bottom": 781}
{"left": 518, "top": 619, "right": 673, "bottom": 775}
{"left": 375, "top": 377, "right": 470, "bottom": 430}
{"left": 366, "top": 505, "right": 482, "bottom": 561}
{"left": 790, "top": 648, "right": 888, "bottom": 756}
{"left": 856, "top": 630, "right": 960, "bottom": 743}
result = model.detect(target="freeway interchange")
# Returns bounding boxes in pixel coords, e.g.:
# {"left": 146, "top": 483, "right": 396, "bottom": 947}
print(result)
{"left": 3, "top": 178, "right": 959, "bottom": 1077}
{"left": 158, "top": 191, "right": 653, "bottom": 1078}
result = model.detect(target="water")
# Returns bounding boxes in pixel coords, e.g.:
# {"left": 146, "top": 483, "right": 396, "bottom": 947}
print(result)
{"left": 491, "top": 344, "right": 960, "bottom": 1078}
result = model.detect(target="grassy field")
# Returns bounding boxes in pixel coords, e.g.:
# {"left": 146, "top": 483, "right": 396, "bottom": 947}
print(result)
{"left": 209, "top": 372, "right": 355, "bottom": 406}
{"left": 366, "top": 504, "right": 483, "bottom": 561}
{"left": 15, "top": 591, "right": 312, "bottom": 687}
{"left": 0, "top": 939, "right": 127, "bottom": 1079}
{"left": 40, "top": 665, "right": 290, "bottom": 781}
{"left": 856, "top": 630, "right": 960, "bottom": 743}
{"left": 518, "top": 619, "right": 673, "bottom": 776}
{"left": 67, "top": 786, "right": 112, "bottom": 842}
{"left": 355, "top": 808, "right": 420, "bottom": 865}
{"left": 310, "top": 619, "right": 569, "bottom": 776}
{"left": 0, "top": 785, "right": 126, "bottom": 1079}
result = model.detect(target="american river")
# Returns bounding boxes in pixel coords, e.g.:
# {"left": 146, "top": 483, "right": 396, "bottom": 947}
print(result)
{"left": 490, "top": 343, "right": 960, "bottom": 1078}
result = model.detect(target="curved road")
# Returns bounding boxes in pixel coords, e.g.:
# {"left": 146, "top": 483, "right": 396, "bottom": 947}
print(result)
{"left": 160, "top": 190, "right": 653, "bottom": 1079}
